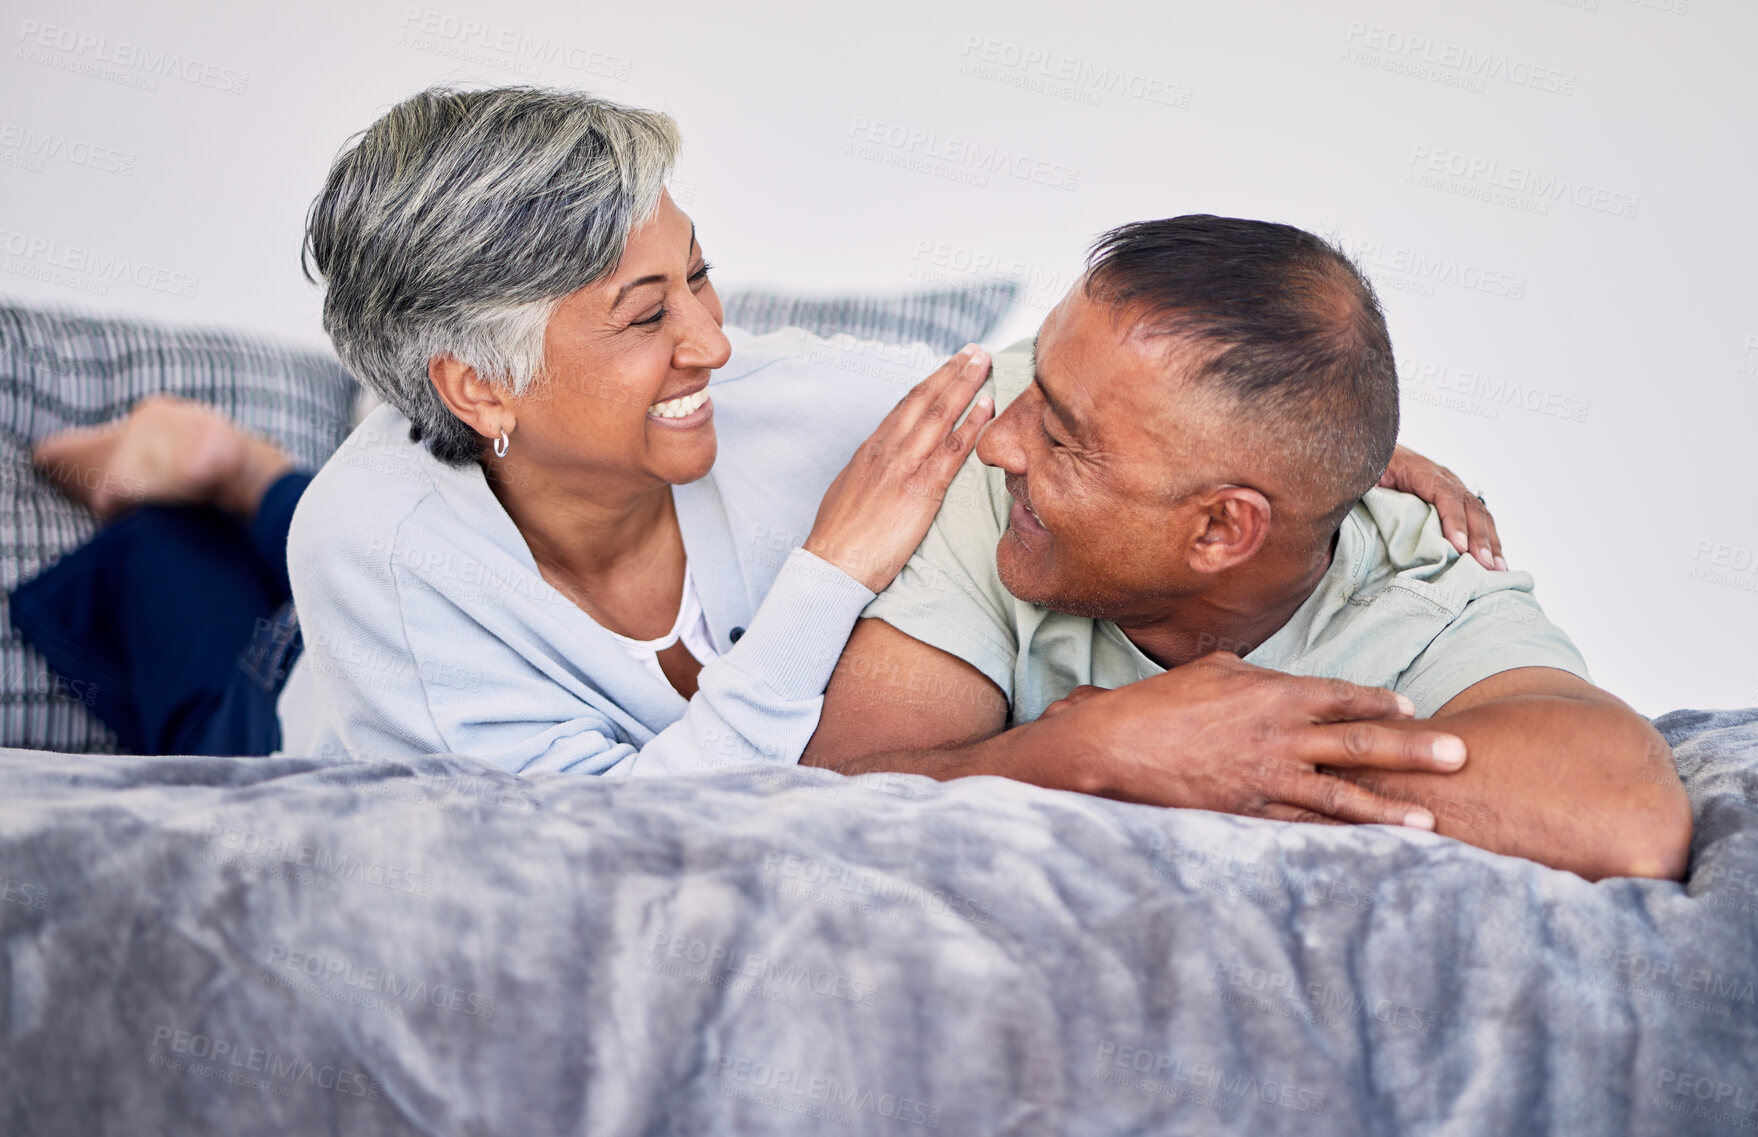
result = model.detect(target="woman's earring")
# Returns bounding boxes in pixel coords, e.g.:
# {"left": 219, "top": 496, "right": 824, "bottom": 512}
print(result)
{"left": 494, "top": 429, "right": 510, "bottom": 458}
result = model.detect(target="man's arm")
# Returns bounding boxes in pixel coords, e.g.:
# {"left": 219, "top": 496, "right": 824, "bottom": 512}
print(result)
{"left": 1331, "top": 667, "right": 1692, "bottom": 881}
{"left": 805, "top": 619, "right": 1469, "bottom": 827}
{"left": 802, "top": 618, "right": 1010, "bottom": 770}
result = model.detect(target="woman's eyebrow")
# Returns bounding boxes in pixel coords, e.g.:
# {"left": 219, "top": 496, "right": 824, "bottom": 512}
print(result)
{"left": 613, "top": 224, "right": 700, "bottom": 307}
{"left": 613, "top": 274, "right": 665, "bottom": 307}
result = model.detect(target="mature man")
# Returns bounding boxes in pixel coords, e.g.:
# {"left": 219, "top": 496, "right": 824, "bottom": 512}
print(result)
{"left": 803, "top": 215, "right": 1690, "bottom": 882}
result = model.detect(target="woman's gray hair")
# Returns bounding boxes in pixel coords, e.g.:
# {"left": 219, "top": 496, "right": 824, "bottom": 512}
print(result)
{"left": 302, "top": 86, "right": 680, "bottom": 464}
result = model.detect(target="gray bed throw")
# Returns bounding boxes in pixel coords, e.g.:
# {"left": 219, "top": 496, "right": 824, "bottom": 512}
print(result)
{"left": 1, "top": 708, "right": 1754, "bottom": 1135}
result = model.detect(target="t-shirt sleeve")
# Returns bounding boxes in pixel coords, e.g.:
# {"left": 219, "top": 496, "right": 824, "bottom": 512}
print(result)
{"left": 859, "top": 446, "right": 1021, "bottom": 702}
{"left": 1394, "top": 586, "right": 1592, "bottom": 717}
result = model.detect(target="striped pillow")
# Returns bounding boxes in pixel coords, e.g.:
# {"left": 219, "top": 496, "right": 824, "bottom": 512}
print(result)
{"left": 719, "top": 280, "right": 1019, "bottom": 355}
{"left": 0, "top": 300, "right": 358, "bottom": 752}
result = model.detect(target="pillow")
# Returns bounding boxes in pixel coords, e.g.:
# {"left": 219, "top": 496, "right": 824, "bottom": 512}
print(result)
{"left": 719, "top": 280, "right": 1019, "bottom": 355}
{"left": 0, "top": 299, "right": 358, "bottom": 752}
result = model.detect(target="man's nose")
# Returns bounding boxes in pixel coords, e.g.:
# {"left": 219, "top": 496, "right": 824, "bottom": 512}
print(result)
{"left": 976, "top": 400, "right": 1026, "bottom": 473}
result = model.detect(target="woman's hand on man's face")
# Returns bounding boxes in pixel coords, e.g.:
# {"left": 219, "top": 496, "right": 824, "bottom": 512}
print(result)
{"left": 804, "top": 346, "right": 997, "bottom": 593}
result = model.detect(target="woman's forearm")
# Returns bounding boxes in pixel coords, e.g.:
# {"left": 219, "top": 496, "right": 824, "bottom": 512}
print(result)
{"left": 619, "top": 547, "right": 874, "bottom": 776}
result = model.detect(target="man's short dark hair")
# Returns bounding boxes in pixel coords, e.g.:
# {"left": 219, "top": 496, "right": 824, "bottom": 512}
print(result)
{"left": 1083, "top": 214, "right": 1399, "bottom": 525}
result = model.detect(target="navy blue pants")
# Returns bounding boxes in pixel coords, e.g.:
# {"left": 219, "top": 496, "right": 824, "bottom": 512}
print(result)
{"left": 10, "top": 472, "right": 311, "bottom": 755}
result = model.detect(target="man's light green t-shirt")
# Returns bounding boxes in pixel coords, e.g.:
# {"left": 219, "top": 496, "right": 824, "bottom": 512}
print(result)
{"left": 862, "top": 343, "right": 1590, "bottom": 723}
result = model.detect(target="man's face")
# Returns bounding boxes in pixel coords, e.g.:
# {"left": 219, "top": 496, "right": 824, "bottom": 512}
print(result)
{"left": 976, "top": 287, "right": 1225, "bottom": 621}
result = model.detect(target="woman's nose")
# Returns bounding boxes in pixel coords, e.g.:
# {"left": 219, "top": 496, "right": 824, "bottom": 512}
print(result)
{"left": 676, "top": 297, "right": 731, "bottom": 371}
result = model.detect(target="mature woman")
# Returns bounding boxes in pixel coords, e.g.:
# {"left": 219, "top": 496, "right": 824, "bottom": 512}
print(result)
{"left": 12, "top": 86, "right": 1501, "bottom": 770}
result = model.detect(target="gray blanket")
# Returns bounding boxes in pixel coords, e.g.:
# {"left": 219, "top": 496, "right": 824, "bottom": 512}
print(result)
{"left": 2, "top": 709, "right": 1755, "bottom": 1135}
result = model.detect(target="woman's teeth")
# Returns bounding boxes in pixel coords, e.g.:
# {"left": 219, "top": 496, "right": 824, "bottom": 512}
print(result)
{"left": 647, "top": 389, "right": 709, "bottom": 419}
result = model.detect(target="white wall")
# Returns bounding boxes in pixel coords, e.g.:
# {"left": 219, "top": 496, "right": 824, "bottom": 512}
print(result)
{"left": 3, "top": 0, "right": 1753, "bottom": 715}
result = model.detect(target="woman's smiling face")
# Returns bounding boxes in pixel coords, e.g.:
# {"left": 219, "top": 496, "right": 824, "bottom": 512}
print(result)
{"left": 500, "top": 190, "right": 731, "bottom": 493}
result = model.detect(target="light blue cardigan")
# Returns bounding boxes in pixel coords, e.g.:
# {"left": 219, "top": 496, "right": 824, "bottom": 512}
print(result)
{"left": 280, "top": 328, "right": 926, "bottom": 776}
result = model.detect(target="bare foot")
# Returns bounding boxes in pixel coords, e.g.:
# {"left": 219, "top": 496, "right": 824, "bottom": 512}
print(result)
{"left": 32, "top": 395, "right": 295, "bottom": 520}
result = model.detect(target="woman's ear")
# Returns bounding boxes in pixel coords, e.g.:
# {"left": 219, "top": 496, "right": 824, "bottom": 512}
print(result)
{"left": 427, "top": 356, "right": 514, "bottom": 441}
{"left": 1185, "top": 486, "right": 1272, "bottom": 575}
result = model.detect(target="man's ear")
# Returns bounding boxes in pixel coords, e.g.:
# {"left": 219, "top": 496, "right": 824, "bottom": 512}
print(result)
{"left": 1184, "top": 486, "right": 1271, "bottom": 574}
{"left": 428, "top": 355, "right": 514, "bottom": 442}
